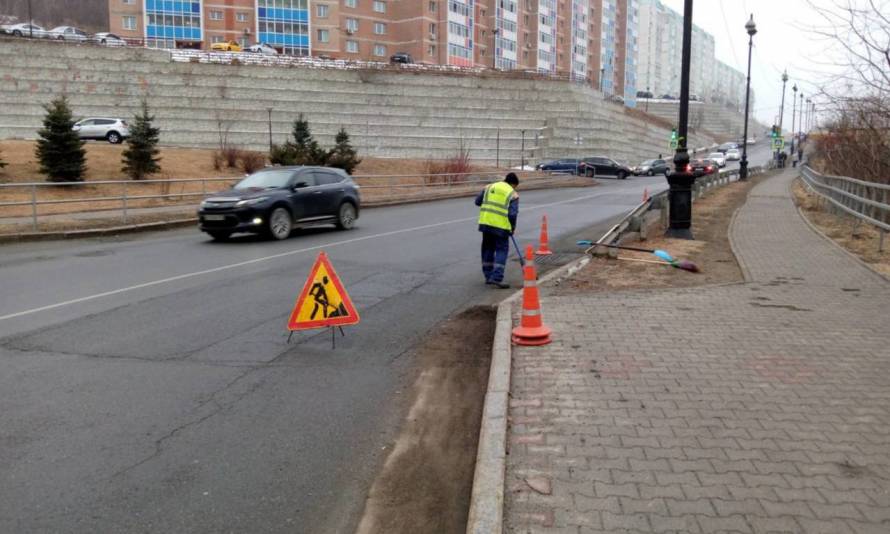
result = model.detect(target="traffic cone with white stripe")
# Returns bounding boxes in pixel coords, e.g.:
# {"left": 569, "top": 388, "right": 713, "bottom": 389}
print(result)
{"left": 536, "top": 215, "right": 554, "bottom": 255}
{"left": 512, "top": 245, "right": 552, "bottom": 346}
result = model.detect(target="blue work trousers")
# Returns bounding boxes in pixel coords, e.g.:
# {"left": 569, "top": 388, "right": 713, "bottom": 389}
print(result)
{"left": 481, "top": 232, "right": 510, "bottom": 283}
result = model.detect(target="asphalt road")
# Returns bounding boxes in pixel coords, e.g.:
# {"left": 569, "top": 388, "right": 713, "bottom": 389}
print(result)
{"left": 0, "top": 145, "right": 771, "bottom": 534}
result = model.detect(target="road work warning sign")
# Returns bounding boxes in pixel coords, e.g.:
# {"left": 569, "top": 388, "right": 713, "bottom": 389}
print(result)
{"left": 287, "top": 251, "right": 360, "bottom": 331}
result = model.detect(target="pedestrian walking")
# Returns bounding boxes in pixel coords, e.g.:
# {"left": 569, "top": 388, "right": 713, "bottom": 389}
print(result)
{"left": 475, "top": 173, "right": 520, "bottom": 288}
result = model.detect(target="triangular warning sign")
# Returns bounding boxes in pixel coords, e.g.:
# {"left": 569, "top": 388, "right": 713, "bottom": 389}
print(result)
{"left": 287, "top": 252, "right": 360, "bottom": 331}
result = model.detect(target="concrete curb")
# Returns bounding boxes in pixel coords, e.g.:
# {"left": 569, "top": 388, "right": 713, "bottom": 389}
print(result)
{"left": 791, "top": 178, "right": 890, "bottom": 285}
{"left": 727, "top": 204, "right": 753, "bottom": 283}
{"left": 465, "top": 302, "right": 513, "bottom": 534}
{"left": 0, "top": 218, "right": 198, "bottom": 244}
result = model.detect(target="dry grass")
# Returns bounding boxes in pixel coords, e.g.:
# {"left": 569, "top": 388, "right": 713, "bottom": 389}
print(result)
{"left": 549, "top": 173, "right": 766, "bottom": 294}
{"left": 792, "top": 179, "right": 890, "bottom": 277}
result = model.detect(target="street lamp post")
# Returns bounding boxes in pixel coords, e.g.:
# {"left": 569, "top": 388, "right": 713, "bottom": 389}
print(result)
{"left": 645, "top": 86, "right": 650, "bottom": 112}
{"left": 665, "top": 0, "right": 695, "bottom": 239}
{"left": 798, "top": 91, "right": 805, "bottom": 161}
{"left": 805, "top": 98, "right": 811, "bottom": 134}
{"left": 266, "top": 107, "right": 273, "bottom": 153}
{"left": 600, "top": 67, "right": 605, "bottom": 92}
{"left": 777, "top": 70, "right": 788, "bottom": 164}
{"left": 790, "top": 84, "right": 797, "bottom": 158}
{"left": 492, "top": 28, "right": 500, "bottom": 70}
{"left": 739, "top": 14, "right": 757, "bottom": 181}
{"left": 28, "top": 0, "right": 33, "bottom": 38}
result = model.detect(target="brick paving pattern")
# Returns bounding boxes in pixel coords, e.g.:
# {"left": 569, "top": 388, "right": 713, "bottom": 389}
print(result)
{"left": 504, "top": 169, "right": 890, "bottom": 533}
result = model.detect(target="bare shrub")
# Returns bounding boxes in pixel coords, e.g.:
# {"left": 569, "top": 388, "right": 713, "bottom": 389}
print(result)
{"left": 239, "top": 151, "right": 266, "bottom": 174}
{"left": 211, "top": 150, "right": 224, "bottom": 171}
{"left": 221, "top": 146, "right": 241, "bottom": 168}
{"left": 424, "top": 138, "right": 472, "bottom": 185}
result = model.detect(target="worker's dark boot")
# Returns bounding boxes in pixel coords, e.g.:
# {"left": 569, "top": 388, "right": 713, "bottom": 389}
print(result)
{"left": 487, "top": 280, "right": 511, "bottom": 289}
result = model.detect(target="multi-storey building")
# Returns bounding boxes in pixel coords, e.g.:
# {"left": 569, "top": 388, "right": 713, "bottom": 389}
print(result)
{"left": 109, "top": 0, "right": 638, "bottom": 105}
{"left": 637, "top": 0, "right": 743, "bottom": 106}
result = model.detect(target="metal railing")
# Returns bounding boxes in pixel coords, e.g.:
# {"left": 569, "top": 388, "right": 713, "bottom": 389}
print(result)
{"left": 0, "top": 170, "right": 570, "bottom": 232}
{"left": 800, "top": 165, "right": 890, "bottom": 250}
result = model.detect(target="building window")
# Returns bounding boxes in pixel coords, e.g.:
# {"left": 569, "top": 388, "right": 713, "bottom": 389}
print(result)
{"left": 236, "top": 12, "right": 248, "bottom": 22}
{"left": 373, "top": 0, "right": 386, "bottom": 12}
{"left": 429, "top": 1, "right": 436, "bottom": 11}
{"left": 316, "top": 4, "right": 329, "bottom": 17}
{"left": 346, "top": 18, "right": 358, "bottom": 32}
{"left": 428, "top": 44, "right": 436, "bottom": 55}
{"left": 317, "top": 29, "right": 329, "bottom": 42}
{"left": 373, "top": 22, "right": 386, "bottom": 35}
{"left": 210, "top": 10, "right": 223, "bottom": 21}
{"left": 373, "top": 44, "right": 386, "bottom": 56}
{"left": 122, "top": 0, "right": 134, "bottom": 4}
{"left": 122, "top": 15, "right": 137, "bottom": 30}
{"left": 346, "top": 40, "right": 358, "bottom": 53}
{"left": 345, "top": 0, "right": 357, "bottom": 7}
{"left": 212, "top": 35, "right": 225, "bottom": 43}
{"left": 429, "top": 23, "right": 436, "bottom": 36}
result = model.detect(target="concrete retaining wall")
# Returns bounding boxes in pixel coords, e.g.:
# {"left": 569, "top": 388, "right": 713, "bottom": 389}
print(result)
{"left": 0, "top": 39, "right": 718, "bottom": 165}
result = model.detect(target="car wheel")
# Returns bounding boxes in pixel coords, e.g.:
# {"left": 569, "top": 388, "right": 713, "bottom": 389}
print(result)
{"left": 618, "top": 171, "right": 627, "bottom": 180}
{"left": 106, "top": 131, "right": 122, "bottom": 144}
{"left": 336, "top": 202, "right": 357, "bottom": 230}
{"left": 13, "top": 30, "right": 22, "bottom": 37}
{"left": 586, "top": 168, "right": 594, "bottom": 178}
{"left": 207, "top": 231, "right": 231, "bottom": 241}
{"left": 647, "top": 170, "right": 654, "bottom": 176}
{"left": 267, "top": 207, "right": 292, "bottom": 240}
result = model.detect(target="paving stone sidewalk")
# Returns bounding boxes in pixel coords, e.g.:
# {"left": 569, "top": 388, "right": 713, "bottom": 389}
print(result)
{"left": 504, "top": 168, "right": 890, "bottom": 533}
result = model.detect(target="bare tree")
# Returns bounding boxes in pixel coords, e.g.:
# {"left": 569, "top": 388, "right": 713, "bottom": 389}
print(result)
{"left": 804, "top": 0, "right": 890, "bottom": 184}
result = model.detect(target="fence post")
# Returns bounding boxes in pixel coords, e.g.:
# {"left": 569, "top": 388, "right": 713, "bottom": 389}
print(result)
{"left": 122, "top": 182, "right": 128, "bottom": 224}
{"left": 31, "top": 184, "right": 38, "bottom": 231}
{"left": 880, "top": 230, "right": 886, "bottom": 253}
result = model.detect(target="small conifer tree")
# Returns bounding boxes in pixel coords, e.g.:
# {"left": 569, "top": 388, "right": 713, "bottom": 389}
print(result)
{"left": 121, "top": 100, "right": 162, "bottom": 180}
{"left": 35, "top": 96, "right": 86, "bottom": 182}
{"left": 326, "top": 127, "right": 361, "bottom": 175}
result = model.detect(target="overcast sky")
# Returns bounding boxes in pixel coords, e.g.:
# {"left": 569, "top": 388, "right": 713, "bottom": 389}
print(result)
{"left": 659, "top": 0, "right": 831, "bottom": 127}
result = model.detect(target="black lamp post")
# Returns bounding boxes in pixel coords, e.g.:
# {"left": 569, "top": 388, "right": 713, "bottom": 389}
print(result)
{"left": 28, "top": 0, "right": 33, "bottom": 38}
{"left": 665, "top": 0, "right": 695, "bottom": 239}
{"left": 600, "top": 67, "right": 605, "bottom": 92}
{"left": 739, "top": 14, "right": 757, "bottom": 180}
{"left": 266, "top": 107, "right": 273, "bottom": 153}
{"left": 790, "top": 83, "right": 797, "bottom": 157}
{"left": 798, "top": 91, "right": 804, "bottom": 160}
{"left": 777, "top": 70, "right": 788, "bottom": 164}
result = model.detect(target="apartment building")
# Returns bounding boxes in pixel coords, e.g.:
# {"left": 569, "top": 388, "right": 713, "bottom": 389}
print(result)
{"left": 637, "top": 0, "right": 743, "bottom": 106}
{"left": 109, "top": 0, "right": 638, "bottom": 105}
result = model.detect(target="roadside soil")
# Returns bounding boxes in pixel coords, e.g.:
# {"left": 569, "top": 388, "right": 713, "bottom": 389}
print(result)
{"left": 354, "top": 306, "right": 494, "bottom": 534}
{"left": 792, "top": 178, "right": 890, "bottom": 278}
{"left": 549, "top": 172, "right": 770, "bottom": 294}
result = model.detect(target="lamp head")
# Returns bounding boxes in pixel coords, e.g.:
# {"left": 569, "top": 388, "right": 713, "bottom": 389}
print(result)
{"left": 782, "top": 70, "right": 788, "bottom": 83}
{"left": 793, "top": 84, "right": 798, "bottom": 93}
{"left": 745, "top": 14, "right": 757, "bottom": 36}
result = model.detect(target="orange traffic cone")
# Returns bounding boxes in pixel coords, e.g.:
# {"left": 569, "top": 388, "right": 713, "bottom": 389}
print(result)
{"left": 536, "top": 215, "right": 553, "bottom": 255}
{"left": 642, "top": 187, "right": 649, "bottom": 202}
{"left": 512, "top": 245, "right": 552, "bottom": 346}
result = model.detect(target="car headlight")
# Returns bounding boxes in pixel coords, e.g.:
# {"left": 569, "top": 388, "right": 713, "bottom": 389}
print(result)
{"left": 235, "top": 197, "right": 268, "bottom": 207}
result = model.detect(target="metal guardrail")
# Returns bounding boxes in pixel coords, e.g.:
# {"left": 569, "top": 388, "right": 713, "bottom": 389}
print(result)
{"left": 800, "top": 165, "right": 889, "bottom": 250}
{"left": 0, "top": 170, "right": 563, "bottom": 231}
{"left": 591, "top": 165, "right": 763, "bottom": 249}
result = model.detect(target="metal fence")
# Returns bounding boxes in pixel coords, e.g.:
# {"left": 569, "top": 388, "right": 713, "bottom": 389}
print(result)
{"left": 0, "top": 170, "right": 568, "bottom": 232}
{"left": 800, "top": 165, "right": 890, "bottom": 250}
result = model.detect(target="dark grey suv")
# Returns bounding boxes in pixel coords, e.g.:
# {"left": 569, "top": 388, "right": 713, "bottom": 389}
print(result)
{"left": 197, "top": 166, "right": 361, "bottom": 241}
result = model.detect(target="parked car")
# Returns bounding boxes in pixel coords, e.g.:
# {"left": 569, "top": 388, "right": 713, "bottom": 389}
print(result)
{"left": 390, "top": 52, "right": 414, "bottom": 64}
{"left": 689, "top": 159, "right": 717, "bottom": 176}
{"left": 725, "top": 148, "right": 741, "bottom": 161}
{"left": 578, "top": 157, "right": 633, "bottom": 179}
{"left": 536, "top": 159, "right": 581, "bottom": 174}
{"left": 632, "top": 159, "right": 670, "bottom": 176}
{"left": 198, "top": 166, "right": 361, "bottom": 241}
{"left": 5, "top": 23, "right": 47, "bottom": 38}
{"left": 707, "top": 152, "right": 727, "bottom": 168}
{"left": 92, "top": 32, "right": 127, "bottom": 46}
{"left": 716, "top": 142, "right": 738, "bottom": 153}
{"left": 244, "top": 43, "right": 279, "bottom": 55}
{"left": 48, "top": 26, "right": 88, "bottom": 41}
{"left": 211, "top": 40, "right": 242, "bottom": 52}
{"left": 72, "top": 118, "right": 130, "bottom": 144}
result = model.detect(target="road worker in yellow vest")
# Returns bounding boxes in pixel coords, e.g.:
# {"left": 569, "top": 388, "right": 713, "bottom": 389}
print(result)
{"left": 474, "top": 173, "right": 520, "bottom": 288}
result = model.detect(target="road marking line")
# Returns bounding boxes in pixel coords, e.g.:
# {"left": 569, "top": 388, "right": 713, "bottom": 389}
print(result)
{"left": 0, "top": 190, "right": 628, "bottom": 323}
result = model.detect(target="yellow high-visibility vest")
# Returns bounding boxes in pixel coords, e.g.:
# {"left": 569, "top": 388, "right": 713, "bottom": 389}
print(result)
{"left": 478, "top": 181, "right": 515, "bottom": 231}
